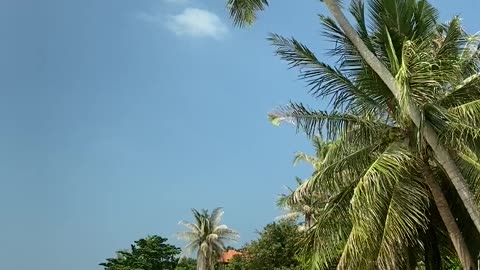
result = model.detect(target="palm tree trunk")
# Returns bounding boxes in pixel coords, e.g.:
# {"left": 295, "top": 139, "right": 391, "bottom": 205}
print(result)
{"left": 420, "top": 160, "right": 474, "bottom": 269}
{"left": 305, "top": 214, "right": 311, "bottom": 229}
{"left": 406, "top": 248, "right": 417, "bottom": 270}
{"left": 322, "top": 0, "right": 480, "bottom": 234}
{"left": 197, "top": 251, "right": 206, "bottom": 270}
{"left": 424, "top": 215, "right": 442, "bottom": 270}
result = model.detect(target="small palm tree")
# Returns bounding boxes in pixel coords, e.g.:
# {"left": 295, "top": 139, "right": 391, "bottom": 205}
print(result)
{"left": 277, "top": 177, "right": 321, "bottom": 231}
{"left": 277, "top": 139, "right": 330, "bottom": 231}
{"left": 177, "top": 208, "right": 239, "bottom": 270}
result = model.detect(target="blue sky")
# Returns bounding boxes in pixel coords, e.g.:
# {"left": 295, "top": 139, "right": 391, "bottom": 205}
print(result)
{"left": 0, "top": 0, "right": 479, "bottom": 269}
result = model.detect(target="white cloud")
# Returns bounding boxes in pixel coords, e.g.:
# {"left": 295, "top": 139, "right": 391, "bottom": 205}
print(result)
{"left": 166, "top": 8, "right": 228, "bottom": 40}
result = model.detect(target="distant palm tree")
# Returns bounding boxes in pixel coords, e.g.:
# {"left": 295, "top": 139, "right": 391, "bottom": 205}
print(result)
{"left": 277, "top": 138, "right": 330, "bottom": 231}
{"left": 277, "top": 177, "right": 317, "bottom": 231}
{"left": 177, "top": 208, "right": 239, "bottom": 270}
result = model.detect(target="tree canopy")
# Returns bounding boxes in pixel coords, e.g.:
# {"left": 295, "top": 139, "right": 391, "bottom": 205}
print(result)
{"left": 99, "top": 235, "right": 180, "bottom": 270}
{"left": 228, "top": 221, "right": 304, "bottom": 270}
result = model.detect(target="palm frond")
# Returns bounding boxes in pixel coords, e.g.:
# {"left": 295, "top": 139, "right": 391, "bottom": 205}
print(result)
{"left": 375, "top": 174, "right": 430, "bottom": 269}
{"left": 338, "top": 144, "right": 428, "bottom": 269}
{"left": 275, "top": 212, "right": 302, "bottom": 222}
{"left": 269, "top": 103, "right": 390, "bottom": 140}
{"left": 437, "top": 74, "right": 480, "bottom": 109}
{"left": 293, "top": 152, "right": 318, "bottom": 167}
{"left": 299, "top": 181, "right": 355, "bottom": 269}
{"left": 457, "top": 150, "right": 480, "bottom": 204}
{"left": 209, "top": 207, "right": 224, "bottom": 227}
{"left": 269, "top": 33, "right": 380, "bottom": 113}
{"left": 227, "top": 0, "right": 268, "bottom": 27}
{"left": 303, "top": 140, "right": 389, "bottom": 195}
{"left": 178, "top": 220, "right": 201, "bottom": 234}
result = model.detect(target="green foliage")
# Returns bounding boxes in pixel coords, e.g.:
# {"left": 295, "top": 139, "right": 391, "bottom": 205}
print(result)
{"left": 228, "top": 221, "right": 304, "bottom": 270}
{"left": 99, "top": 235, "right": 180, "bottom": 270}
{"left": 175, "top": 258, "right": 197, "bottom": 270}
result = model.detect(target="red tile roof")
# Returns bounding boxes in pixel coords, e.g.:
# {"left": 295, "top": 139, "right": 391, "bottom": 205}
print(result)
{"left": 219, "top": 250, "right": 242, "bottom": 264}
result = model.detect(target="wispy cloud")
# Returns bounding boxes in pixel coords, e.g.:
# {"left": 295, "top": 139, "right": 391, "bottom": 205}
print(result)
{"left": 166, "top": 8, "right": 228, "bottom": 40}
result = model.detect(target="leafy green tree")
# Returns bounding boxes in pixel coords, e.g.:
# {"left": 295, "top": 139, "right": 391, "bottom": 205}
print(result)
{"left": 175, "top": 258, "right": 197, "bottom": 270}
{"left": 230, "top": 221, "right": 303, "bottom": 270}
{"left": 99, "top": 235, "right": 180, "bottom": 270}
{"left": 177, "top": 208, "right": 239, "bottom": 270}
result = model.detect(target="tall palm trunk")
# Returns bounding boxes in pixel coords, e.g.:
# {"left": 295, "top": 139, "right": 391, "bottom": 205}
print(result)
{"left": 424, "top": 214, "right": 442, "bottom": 270}
{"left": 305, "top": 213, "right": 312, "bottom": 229}
{"left": 420, "top": 160, "right": 474, "bottom": 269}
{"left": 322, "top": 0, "right": 480, "bottom": 234}
{"left": 197, "top": 251, "right": 207, "bottom": 270}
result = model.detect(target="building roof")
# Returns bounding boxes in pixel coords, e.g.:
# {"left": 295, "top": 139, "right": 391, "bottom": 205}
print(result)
{"left": 219, "top": 250, "right": 242, "bottom": 264}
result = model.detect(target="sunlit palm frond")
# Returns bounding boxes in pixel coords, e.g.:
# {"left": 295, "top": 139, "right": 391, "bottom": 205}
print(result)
{"left": 448, "top": 99, "right": 480, "bottom": 132}
{"left": 302, "top": 140, "right": 388, "bottom": 195}
{"left": 375, "top": 174, "right": 430, "bottom": 269}
{"left": 426, "top": 101, "right": 480, "bottom": 152}
{"left": 337, "top": 144, "right": 429, "bottom": 269}
{"left": 276, "top": 212, "right": 302, "bottom": 222}
{"left": 293, "top": 152, "right": 318, "bottom": 167}
{"left": 299, "top": 181, "right": 355, "bottom": 270}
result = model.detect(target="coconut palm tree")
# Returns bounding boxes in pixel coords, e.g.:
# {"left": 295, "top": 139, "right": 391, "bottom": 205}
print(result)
{"left": 277, "top": 138, "right": 331, "bottom": 231}
{"left": 227, "top": 0, "right": 480, "bottom": 268}
{"left": 226, "top": 0, "right": 480, "bottom": 241}
{"left": 284, "top": 137, "right": 476, "bottom": 268}
{"left": 277, "top": 177, "right": 327, "bottom": 231}
{"left": 177, "top": 208, "right": 239, "bottom": 270}
{"left": 271, "top": 13, "right": 479, "bottom": 270}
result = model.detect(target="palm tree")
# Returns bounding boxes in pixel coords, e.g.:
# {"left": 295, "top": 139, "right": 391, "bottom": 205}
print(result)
{"left": 277, "top": 177, "right": 326, "bottom": 231}
{"left": 227, "top": 0, "right": 480, "bottom": 267}
{"left": 226, "top": 0, "right": 480, "bottom": 241}
{"left": 272, "top": 12, "right": 478, "bottom": 269}
{"left": 276, "top": 138, "right": 330, "bottom": 231}
{"left": 177, "top": 208, "right": 239, "bottom": 270}
{"left": 287, "top": 138, "right": 475, "bottom": 268}
{"left": 228, "top": 0, "right": 480, "bottom": 268}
